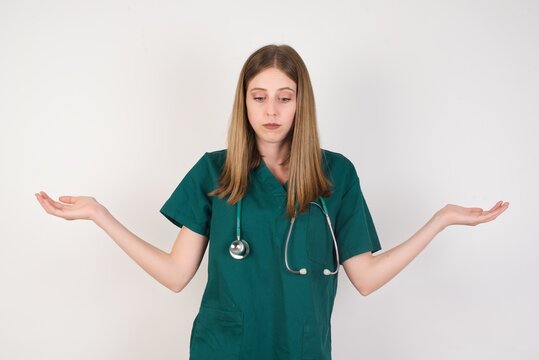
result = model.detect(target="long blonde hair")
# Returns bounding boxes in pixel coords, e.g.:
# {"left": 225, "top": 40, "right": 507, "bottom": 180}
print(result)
{"left": 209, "top": 44, "right": 332, "bottom": 219}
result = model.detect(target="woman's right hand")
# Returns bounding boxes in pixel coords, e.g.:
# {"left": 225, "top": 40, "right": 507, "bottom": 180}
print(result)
{"left": 35, "top": 191, "right": 104, "bottom": 221}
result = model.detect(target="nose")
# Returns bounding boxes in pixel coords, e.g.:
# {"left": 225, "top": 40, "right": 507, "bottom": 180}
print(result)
{"left": 265, "top": 98, "right": 277, "bottom": 117}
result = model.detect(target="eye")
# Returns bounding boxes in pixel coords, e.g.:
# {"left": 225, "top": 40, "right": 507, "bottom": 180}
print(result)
{"left": 253, "top": 96, "right": 265, "bottom": 102}
{"left": 279, "top": 97, "right": 291, "bottom": 103}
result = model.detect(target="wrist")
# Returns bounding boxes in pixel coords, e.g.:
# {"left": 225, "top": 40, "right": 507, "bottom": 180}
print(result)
{"left": 430, "top": 210, "right": 448, "bottom": 234}
{"left": 91, "top": 204, "right": 111, "bottom": 226}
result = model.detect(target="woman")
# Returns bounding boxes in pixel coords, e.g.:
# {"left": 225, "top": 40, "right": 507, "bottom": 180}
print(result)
{"left": 35, "top": 44, "right": 509, "bottom": 360}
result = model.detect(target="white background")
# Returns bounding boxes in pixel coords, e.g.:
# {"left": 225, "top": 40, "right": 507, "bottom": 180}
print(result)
{"left": 1, "top": 0, "right": 537, "bottom": 359}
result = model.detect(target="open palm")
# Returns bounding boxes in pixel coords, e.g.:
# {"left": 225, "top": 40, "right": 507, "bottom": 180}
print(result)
{"left": 35, "top": 191, "right": 101, "bottom": 221}
{"left": 437, "top": 200, "right": 509, "bottom": 228}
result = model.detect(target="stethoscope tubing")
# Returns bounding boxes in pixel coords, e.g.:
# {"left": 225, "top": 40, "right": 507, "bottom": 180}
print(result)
{"left": 230, "top": 196, "right": 340, "bottom": 276}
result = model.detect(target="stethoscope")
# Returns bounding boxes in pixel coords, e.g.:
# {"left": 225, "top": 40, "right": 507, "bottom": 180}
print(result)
{"left": 229, "top": 197, "right": 340, "bottom": 276}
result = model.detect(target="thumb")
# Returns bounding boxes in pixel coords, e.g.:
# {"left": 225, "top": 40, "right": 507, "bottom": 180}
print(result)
{"left": 59, "top": 195, "right": 77, "bottom": 204}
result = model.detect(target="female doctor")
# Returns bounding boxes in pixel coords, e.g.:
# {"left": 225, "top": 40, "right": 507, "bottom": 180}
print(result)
{"left": 35, "top": 44, "right": 509, "bottom": 360}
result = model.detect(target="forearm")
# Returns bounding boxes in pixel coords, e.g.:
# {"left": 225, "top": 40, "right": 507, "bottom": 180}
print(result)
{"left": 92, "top": 206, "right": 179, "bottom": 292}
{"left": 364, "top": 214, "right": 447, "bottom": 295}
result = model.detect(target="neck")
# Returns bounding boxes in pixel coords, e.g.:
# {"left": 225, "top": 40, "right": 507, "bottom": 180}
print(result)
{"left": 257, "top": 141, "right": 290, "bottom": 166}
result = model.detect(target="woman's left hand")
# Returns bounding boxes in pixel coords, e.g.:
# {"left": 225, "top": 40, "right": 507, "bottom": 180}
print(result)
{"left": 435, "top": 200, "right": 510, "bottom": 230}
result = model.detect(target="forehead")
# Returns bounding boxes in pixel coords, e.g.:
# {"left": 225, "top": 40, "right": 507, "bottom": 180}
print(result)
{"left": 247, "top": 67, "right": 297, "bottom": 91}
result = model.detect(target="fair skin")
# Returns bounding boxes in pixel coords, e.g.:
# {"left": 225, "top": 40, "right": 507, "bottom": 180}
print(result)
{"left": 34, "top": 67, "right": 510, "bottom": 295}
{"left": 246, "top": 67, "right": 297, "bottom": 184}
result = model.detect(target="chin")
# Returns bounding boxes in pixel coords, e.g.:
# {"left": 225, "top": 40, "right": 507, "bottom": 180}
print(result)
{"left": 256, "top": 136, "right": 286, "bottom": 144}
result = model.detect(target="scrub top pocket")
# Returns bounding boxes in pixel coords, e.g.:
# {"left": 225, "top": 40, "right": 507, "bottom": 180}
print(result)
{"left": 306, "top": 203, "right": 335, "bottom": 267}
{"left": 189, "top": 305, "right": 244, "bottom": 360}
{"left": 302, "top": 322, "right": 331, "bottom": 360}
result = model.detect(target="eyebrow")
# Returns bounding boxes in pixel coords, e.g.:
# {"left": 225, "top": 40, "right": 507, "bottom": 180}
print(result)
{"left": 249, "top": 87, "right": 296, "bottom": 93}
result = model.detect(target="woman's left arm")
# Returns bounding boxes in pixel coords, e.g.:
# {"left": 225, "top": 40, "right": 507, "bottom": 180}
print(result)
{"left": 342, "top": 200, "right": 510, "bottom": 296}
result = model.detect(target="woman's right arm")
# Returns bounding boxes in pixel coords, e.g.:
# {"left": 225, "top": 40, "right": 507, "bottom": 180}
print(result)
{"left": 35, "top": 191, "right": 208, "bottom": 293}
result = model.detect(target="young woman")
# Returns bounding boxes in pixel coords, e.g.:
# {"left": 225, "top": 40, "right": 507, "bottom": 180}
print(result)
{"left": 35, "top": 44, "right": 509, "bottom": 360}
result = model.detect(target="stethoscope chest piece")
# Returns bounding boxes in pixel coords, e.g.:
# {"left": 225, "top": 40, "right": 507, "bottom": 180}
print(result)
{"left": 229, "top": 238, "right": 250, "bottom": 260}
{"left": 229, "top": 199, "right": 250, "bottom": 260}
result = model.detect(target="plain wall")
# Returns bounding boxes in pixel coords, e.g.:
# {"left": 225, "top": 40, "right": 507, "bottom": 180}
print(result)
{"left": 1, "top": 0, "right": 537, "bottom": 359}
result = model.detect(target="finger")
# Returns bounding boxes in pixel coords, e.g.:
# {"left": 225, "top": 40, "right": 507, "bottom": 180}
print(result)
{"left": 484, "top": 202, "right": 501, "bottom": 214}
{"left": 487, "top": 202, "right": 499, "bottom": 212}
{"left": 480, "top": 204, "right": 508, "bottom": 223}
{"left": 483, "top": 201, "right": 503, "bottom": 215}
{"left": 45, "top": 197, "right": 65, "bottom": 211}
{"left": 493, "top": 203, "right": 509, "bottom": 216}
{"left": 37, "top": 193, "right": 64, "bottom": 217}
{"left": 485, "top": 201, "right": 509, "bottom": 216}
{"left": 482, "top": 211, "right": 503, "bottom": 223}
{"left": 487, "top": 201, "right": 502, "bottom": 212}
{"left": 39, "top": 191, "right": 53, "bottom": 202}
{"left": 39, "top": 191, "right": 50, "bottom": 199}
{"left": 38, "top": 192, "right": 65, "bottom": 211}
{"left": 35, "top": 192, "right": 48, "bottom": 206}
{"left": 496, "top": 200, "right": 509, "bottom": 208}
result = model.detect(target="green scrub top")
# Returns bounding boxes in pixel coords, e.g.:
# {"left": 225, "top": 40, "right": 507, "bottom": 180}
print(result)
{"left": 160, "top": 148, "right": 382, "bottom": 360}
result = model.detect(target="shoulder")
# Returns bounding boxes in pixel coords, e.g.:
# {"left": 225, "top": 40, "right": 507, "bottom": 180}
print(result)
{"left": 184, "top": 149, "right": 226, "bottom": 183}
{"left": 203, "top": 148, "right": 227, "bottom": 168}
{"left": 321, "top": 148, "right": 360, "bottom": 181}
{"left": 321, "top": 148, "right": 354, "bottom": 166}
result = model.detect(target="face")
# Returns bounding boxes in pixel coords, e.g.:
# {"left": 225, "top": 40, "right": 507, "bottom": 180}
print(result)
{"left": 245, "top": 67, "right": 297, "bottom": 148}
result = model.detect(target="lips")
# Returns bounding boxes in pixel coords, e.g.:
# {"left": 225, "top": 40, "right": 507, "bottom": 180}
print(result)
{"left": 263, "top": 123, "right": 281, "bottom": 129}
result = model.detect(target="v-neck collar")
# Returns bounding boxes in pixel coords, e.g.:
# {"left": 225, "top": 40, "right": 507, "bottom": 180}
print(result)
{"left": 253, "top": 158, "right": 288, "bottom": 197}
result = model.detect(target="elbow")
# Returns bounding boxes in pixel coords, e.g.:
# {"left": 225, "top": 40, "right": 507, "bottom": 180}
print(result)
{"left": 167, "top": 281, "right": 180, "bottom": 293}
{"left": 349, "top": 277, "right": 374, "bottom": 296}
{"left": 358, "top": 287, "right": 372, "bottom": 296}
{"left": 357, "top": 283, "right": 375, "bottom": 296}
{"left": 170, "top": 281, "right": 186, "bottom": 293}
{"left": 170, "top": 275, "right": 190, "bottom": 293}
{"left": 170, "top": 285, "right": 183, "bottom": 293}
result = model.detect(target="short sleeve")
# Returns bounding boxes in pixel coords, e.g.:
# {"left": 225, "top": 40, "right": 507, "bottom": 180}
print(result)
{"left": 335, "top": 175, "right": 381, "bottom": 264}
{"left": 159, "top": 153, "right": 212, "bottom": 237}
